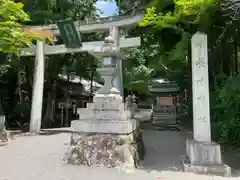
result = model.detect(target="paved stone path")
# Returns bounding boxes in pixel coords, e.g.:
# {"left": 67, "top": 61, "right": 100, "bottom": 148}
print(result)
{"left": 0, "top": 130, "right": 237, "bottom": 180}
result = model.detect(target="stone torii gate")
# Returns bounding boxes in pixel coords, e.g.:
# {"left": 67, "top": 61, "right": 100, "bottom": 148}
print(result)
{"left": 20, "top": 14, "right": 142, "bottom": 133}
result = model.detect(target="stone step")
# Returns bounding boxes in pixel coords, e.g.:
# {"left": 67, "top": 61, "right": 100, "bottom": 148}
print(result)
{"left": 71, "top": 119, "right": 138, "bottom": 134}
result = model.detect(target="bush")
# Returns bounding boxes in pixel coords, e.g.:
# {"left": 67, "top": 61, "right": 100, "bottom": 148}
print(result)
{"left": 212, "top": 74, "right": 240, "bottom": 146}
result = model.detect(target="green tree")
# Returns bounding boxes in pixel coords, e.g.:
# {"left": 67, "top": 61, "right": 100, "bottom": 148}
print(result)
{"left": 138, "top": 0, "right": 240, "bottom": 145}
{"left": 0, "top": 0, "right": 103, "bottom": 129}
{"left": 0, "top": 0, "right": 35, "bottom": 53}
{"left": 19, "top": 0, "right": 101, "bottom": 127}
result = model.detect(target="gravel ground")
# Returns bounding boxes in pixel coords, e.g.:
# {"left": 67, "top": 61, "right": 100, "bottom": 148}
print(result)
{"left": 0, "top": 130, "right": 237, "bottom": 180}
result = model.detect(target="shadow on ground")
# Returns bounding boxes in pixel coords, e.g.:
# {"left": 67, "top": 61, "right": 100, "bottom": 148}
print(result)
{"left": 40, "top": 128, "right": 72, "bottom": 135}
{"left": 7, "top": 128, "right": 72, "bottom": 137}
{"left": 141, "top": 127, "right": 240, "bottom": 177}
{"left": 141, "top": 130, "right": 185, "bottom": 173}
{"left": 223, "top": 148, "right": 240, "bottom": 177}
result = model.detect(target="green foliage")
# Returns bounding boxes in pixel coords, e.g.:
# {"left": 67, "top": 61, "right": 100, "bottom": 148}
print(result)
{"left": 140, "top": 0, "right": 216, "bottom": 32}
{"left": 124, "top": 64, "right": 154, "bottom": 93}
{"left": 0, "top": 0, "right": 34, "bottom": 54}
{"left": 122, "top": 0, "right": 240, "bottom": 148}
{"left": 167, "top": 32, "right": 189, "bottom": 61}
{"left": 212, "top": 74, "right": 240, "bottom": 145}
{"left": 122, "top": 33, "right": 158, "bottom": 93}
{"left": 23, "top": 0, "right": 98, "bottom": 24}
{"left": 0, "top": 0, "right": 102, "bottom": 128}
{"left": 116, "top": 0, "right": 151, "bottom": 15}
{"left": 21, "top": 0, "right": 101, "bottom": 81}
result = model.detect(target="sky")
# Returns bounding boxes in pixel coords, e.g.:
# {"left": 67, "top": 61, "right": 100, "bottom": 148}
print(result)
{"left": 95, "top": 0, "right": 118, "bottom": 17}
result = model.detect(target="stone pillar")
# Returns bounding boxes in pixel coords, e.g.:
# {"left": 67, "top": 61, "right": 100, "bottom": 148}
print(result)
{"left": 191, "top": 32, "right": 211, "bottom": 143}
{"left": 181, "top": 32, "right": 231, "bottom": 177}
{"left": 0, "top": 103, "right": 7, "bottom": 143}
{"left": 110, "top": 26, "right": 124, "bottom": 98}
{"left": 29, "top": 40, "right": 45, "bottom": 134}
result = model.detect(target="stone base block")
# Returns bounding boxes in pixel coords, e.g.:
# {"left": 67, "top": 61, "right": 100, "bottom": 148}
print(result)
{"left": 180, "top": 155, "right": 231, "bottom": 177}
{"left": 182, "top": 139, "right": 231, "bottom": 177}
{"left": 186, "top": 139, "right": 221, "bottom": 164}
{"left": 71, "top": 119, "right": 138, "bottom": 134}
{"left": 65, "top": 130, "right": 145, "bottom": 169}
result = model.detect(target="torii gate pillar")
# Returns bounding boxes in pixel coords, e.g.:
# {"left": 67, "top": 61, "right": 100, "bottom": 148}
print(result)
{"left": 111, "top": 26, "right": 124, "bottom": 99}
{"left": 29, "top": 40, "right": 45, "bottom": 134}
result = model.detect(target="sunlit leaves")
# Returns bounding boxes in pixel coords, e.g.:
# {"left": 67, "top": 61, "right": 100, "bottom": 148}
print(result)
{"left": 0, "top": 0, "right": 47, "bottom": 54}
{"left": 24, "top": 28, "right": 56, "bottom": 42}
{"left": 0, "top": 0, "right": 29, "bottom": 21}
{"left": 140, "top": 0, "right": 217, "bottom": 31}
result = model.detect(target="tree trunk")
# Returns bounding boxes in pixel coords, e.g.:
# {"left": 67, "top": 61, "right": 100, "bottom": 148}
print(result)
{"left": 187, "top": 41, "right": 193, "bottom": 121}
{"left": 64, "top": 91, "right": 70, "bottom": 127}
{"left": 25, "top": 64, "right": 33, "bottom": 102}
{"left": 16, "top": 70, "right": 22, "bottom": 104}
{"left": 43, "top": 81, "right": 56, "bottom": 128}
{"left": 43, "top": 92, "right": 53, "bottom": 128}
{"left": 234, "top": 34, "right": 238, "bottom": 74}
{"left": 222, "top": 51, "right": 231, "bottom": 76}
{"left": 209, "top": 52, "right": 217, "bottom": 91}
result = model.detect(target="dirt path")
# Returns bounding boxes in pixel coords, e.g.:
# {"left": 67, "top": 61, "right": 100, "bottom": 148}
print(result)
{"left": 0, "top": 130, "right": 238, "bottom": 180}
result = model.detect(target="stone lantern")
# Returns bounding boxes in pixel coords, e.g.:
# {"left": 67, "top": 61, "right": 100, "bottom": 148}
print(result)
{"left": 90, "top": 35, "right": 124, "bottom": 95}
{"left": 66, "top": 35, "right": 145, "bottom": 169}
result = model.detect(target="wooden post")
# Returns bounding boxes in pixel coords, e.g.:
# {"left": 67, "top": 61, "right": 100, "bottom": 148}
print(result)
{"left": 29, "top": 40, "right": 45, "bottom": 134}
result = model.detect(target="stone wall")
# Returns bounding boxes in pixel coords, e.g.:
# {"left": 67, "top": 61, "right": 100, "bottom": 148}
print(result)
{"left": 66, "top": 129, "right": 145, "bottom": 168}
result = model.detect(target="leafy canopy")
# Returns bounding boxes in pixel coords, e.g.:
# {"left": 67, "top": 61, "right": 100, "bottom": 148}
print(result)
{"left": 0, "top": 0, "right": 53, "bottom": 54}
{"left": 139, "top": 0, "right": 217, "bottom": 33}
